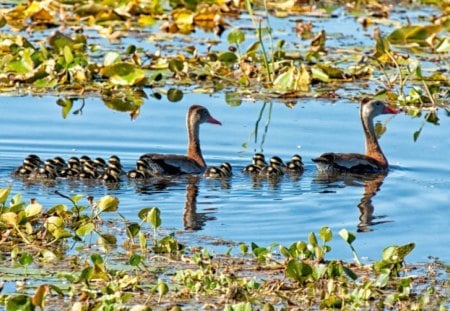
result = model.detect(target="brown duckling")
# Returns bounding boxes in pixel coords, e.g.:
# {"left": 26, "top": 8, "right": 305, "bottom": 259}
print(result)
{"left": 286, "top": 154, "right": 304, "bottom": 175}
{"left": 259, "top": 156, "right": 285, "bottom": 178}
{"left": 243, "top": 153, "right": 266, "bottom": 174}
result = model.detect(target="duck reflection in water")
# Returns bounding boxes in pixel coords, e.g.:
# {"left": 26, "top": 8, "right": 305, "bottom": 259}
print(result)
{"left": 314, "top": 171, "right": 391, "bottom": 232}
{"left": 133, "top": 175, "right": 216, "bottom": 231}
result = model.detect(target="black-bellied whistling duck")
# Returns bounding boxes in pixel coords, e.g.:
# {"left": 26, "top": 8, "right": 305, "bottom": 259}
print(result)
{"left": 259, "top": 156, "right": 285, "bottom": 177}
{"left": 313, "top": 100, "right": 398, "bottom": 174}
{"left": 286, "top": 154, "right": 304, "bottom": 175}
{"left": 204, "top": 162, "right": 233, "bottom": 178}
{"left": 141, "top": 105, "right": 221, "bottom": 175}
{"left": 243, "top": 153, "right": 267, "bottom": 174}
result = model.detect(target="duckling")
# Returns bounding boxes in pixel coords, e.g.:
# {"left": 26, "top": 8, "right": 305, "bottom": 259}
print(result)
{"left": 101, "top": 165, "right": 121, "bottom": 183}
{"left": 243, "top": 153, "right": 266, "bottom": 174}
{"left": 34, "top": 162, "right": 57, "bottom": 179}
{"left": 127, "top": 159, "right": 152, "bottom": 179}
{"left": 220, "top": 162, "right": 233, "bottom": 177}
{"left": 204, "top": 162, "right": 233, "bottom": 178}
{"left": 108, "top": 155, "right": 123, "bottom": 173}
{"left": 204, "top": 166, "right": 224, "bottom": 178}
{"left": 79, "top": 160, "right": 98, "bottom": 179}
{"left": 60, "top": 157, "right": 81, "bottom": 178}
{"left": 259, "top": 156, "right": 285, "bottom": 177}
{"left": 14, "top": 155, "right": 41, "bottom": 177}
{"left": 286, "top": 154, "right": 304, "bottom": 175}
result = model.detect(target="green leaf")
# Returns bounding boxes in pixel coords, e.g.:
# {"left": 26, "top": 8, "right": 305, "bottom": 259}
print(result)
{"left": 168, "top": 59, "right": 184, "bottom": 73}
{"left": 308, "top": 232, "right": 318, "bottom": 247}
{"left": 285, "top": 259, "right": 313, "bottom": 283}
{"left": 167, "top": 88, "right": 184, "bottom": 102}
{"left": 374, "top": 268, "right": 391, "bottom": 288}
{"left": 19, "top": 252, "right": 33, "bottom": 267}
{"left": 24, "top": 202, "right": 42, "bottom": 218}
{"left": 148, "top": 207, "right": 161, "bottom": 229}
{"left": 127, "top": 223, "right": 141, "bottom": 238}
{"left": 0, "top": 185, "right": 12, "bottom": 204}
{"left": 100, "top": 62, "right": 146, "bottom": 86}
{"left": 56, "top": 98, "right": 73, "bottom": 119}
{"left": 129, "top": 253, "right": 143, "bottom": 267}
{"left": 387, "top": 24, "right": 442, "bottom": 45}
{"left": 63, "top": 45, "right": 74, "bottom": 65}
{"left": 319, "top": 226, "right": 332, "bottom": 242}
{"left": 1, "top": 212, "right": 18, "bottom": 226}
{"left": 76, "top": 222, "right": 95, "bottom": 237}
{"left": 339, "top": 229, "right": 356, "bottom": 244}
{"left": 97, "top": 195, "right": 119, "bottom": 212}
{"left": 228, "top": 28, "right": 245, "bottom": 45}
{"left": 218, "top": 52, "right": 238, "bottom": 63}
{"left": 6, "top": 294, "right": 34, "bottom": 311}
{"left": 104, "top": 51, "right": 122, "bottom": 66}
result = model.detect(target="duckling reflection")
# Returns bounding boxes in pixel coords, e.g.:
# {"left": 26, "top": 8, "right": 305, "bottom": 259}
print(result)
{"left": 314, "top": 171, "right": 390, "bottom": 232}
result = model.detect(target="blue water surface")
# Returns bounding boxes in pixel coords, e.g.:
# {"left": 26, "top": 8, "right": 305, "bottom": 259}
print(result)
{"left": 0, "top": 94, "right": 449, "bottom": 263}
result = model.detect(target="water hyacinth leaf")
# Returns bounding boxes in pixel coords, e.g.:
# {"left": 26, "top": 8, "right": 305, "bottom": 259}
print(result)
{"left": 97, "top": 195, "right": 119, "bottom": 212}
{"left": 48, "top": 31, "right": 75, "bottom": 51}
{"left": 76, "top": 222, "right": 95, "bottom": 237}
{"left": 98, "top": 233, "right": 117, "bottom": 246}
{"left": 387, "top": 24, "right": 442, "bottom": 45}
{"left": 374, "top": 268, "right": 391, "bottom": 288}
{"left": 286, "top": 259, "right": 313, "bottom": 283}
{"left": 127, "top": 223, "right": 141, "bottom": 238}
{"left": 225, "top": 92, "right": 242, "bottom": 106}
{"left": 129, "top": 253, "right": 143, "bottom": 267}
{"left": 103, "top": 51, "right": 121, "bottom": 66}
{"left": 7, "top": 48, "right": 34, "bottom": 74}
{"left": 339, "top": 229, "right": 356, "bottom": 244}
{"left": 435, "top": 37, "right": 450, "bottom": 53}
{"left": 1, "top": 212, "right": 18, "bottom": 226}
{"left": 273, "top": 67, "right": 296, "bottom": 91}
{"left": 0, "top": 186, "right": 12, "bottom": 204}
{"left": 167, "top": 88, "right": 184, "bottom": 102}
{"left": 24, "top": 202, "right": 42, "bottom": 218}
{"left": 63, "top": 45, "right": 74, "bottom": 65}
{"left": 168, "top": 59, "right": 184, "bottom": 73}
{"left": 148, "top": 207, "right": 161, "bottom": 229}
{"left": 19, "top": 252, "right": 33, "bottom": 267}
{"left": 40, "top": 249, "right": 57, "bottom": 263}
{"left": 311, "top": 66, "right": 329, "bottom": 82}
{"left": 44, "top": 216, "right": 64, "bottom": 232}
{"left": 6, "top": 294, "right": 34, "bottom": 311}
{"left": 319, "top": 226, "right": 332, "bottom": 242}
{"left": 218, "top": 51, "right": 238, "bottom": 63}
{"left": 56, "top": 98, "right": 73, "bottom": 119}
{"left": 308, "top": 232, "right": 318, "bottom": 247}
{"left": 100, "top": 62, "right": 145, "bottom": 86}
{"left": 382, "top": 243, "right": 415, "bottom": 263}
{"left": 228, "top": 28, "right": 245, "bottom": 45}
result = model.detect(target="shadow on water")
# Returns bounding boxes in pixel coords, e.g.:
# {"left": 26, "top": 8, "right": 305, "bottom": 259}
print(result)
{"left": 314, "top": 171, "right": 391, "bottom": 233}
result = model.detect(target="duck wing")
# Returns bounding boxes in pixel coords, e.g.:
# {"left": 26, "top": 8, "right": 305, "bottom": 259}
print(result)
{"left": 312, "top": 153, "right": 383, "bottom": 174}
{"left": 141, "top": 154, "right": 203, "bottom": 175}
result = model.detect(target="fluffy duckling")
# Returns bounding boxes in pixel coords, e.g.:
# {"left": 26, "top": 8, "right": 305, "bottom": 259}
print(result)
{"left": 204, "top": 162, "right": 233, "bottom": 178}
{"left": 14, "top": 155, "right": 41, "bottom": 177}
{"left": 286, "top": 154, "right": 304, "bottom": 175}
{"left": 101, "top": 162, "right": 122, "bottom": 183}
{"left": 60, "top": 157, "right": 81, "bottom": 178}
{"left": 128, "top": 159, "right": 152, "bottom": 179}
{"left": 243, "top": 153, "right": 267, "bottom": 174}
{"left": 259, "top": 156, "right": 285, "bottom": 178}
{"left": 79, "top": 160, "right": 98, "bottom": 179}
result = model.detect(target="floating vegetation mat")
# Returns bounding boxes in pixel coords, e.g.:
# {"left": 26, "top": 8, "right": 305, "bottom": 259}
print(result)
{"left": 0, "top": 186, "right": 448, "bottom": 310}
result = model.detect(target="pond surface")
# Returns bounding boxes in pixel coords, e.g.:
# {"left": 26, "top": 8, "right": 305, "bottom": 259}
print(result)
{"left": 0, "top": 94, "right": 449, "bottom": 263}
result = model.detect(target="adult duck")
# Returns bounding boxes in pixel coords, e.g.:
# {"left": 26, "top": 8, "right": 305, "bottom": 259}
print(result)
{"left": 141, "top": 105, "right": 221, "bottom": 175}
{"left": 313, "top": 100, "right": 398, "bottom": 174}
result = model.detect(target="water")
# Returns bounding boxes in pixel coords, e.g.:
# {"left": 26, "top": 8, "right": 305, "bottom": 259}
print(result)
{"left": 1, "top": 94, "right": 449, "bottom": 263}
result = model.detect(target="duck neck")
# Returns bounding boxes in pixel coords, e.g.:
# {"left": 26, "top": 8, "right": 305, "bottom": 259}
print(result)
{"left": 362, "top": 111, "right": 388, "bottom": 168}
{"left": 187, "top": 118, "right": 206, "bottom": 167}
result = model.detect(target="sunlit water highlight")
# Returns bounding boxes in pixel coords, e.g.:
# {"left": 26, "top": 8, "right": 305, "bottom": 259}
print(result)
{"left": 0, "top": 94, "right": 449, "bottom": 263}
